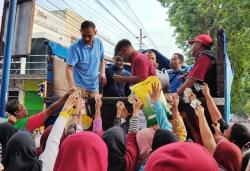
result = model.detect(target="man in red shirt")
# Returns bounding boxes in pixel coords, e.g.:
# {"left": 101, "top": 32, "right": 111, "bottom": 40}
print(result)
{"left": 113, "top": 39, "right": 156, "bottom": 84}
{"left": 177, "top": 34, "right": 214, "bottom": 95}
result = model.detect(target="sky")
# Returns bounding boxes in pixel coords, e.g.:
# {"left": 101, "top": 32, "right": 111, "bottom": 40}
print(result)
{"left": 0, "top": 0, "right": 183, "bottom": 58}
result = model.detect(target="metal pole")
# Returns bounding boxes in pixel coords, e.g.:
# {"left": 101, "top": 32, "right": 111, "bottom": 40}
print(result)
{"left": 0, "top": 0, "right": 17, "bottom": 117}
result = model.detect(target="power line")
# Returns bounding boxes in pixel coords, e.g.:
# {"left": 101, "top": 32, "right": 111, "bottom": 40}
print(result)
{"left": 64, "top": 0, "right": 126, "bottom": 40}
{"left": 121, "top": 0, "right": 159, "bottom": 50}
{"left": 40, "top": 0, "right": 116, "bottom": 47}
{"left": 57, "top": 0, "right": 116, "bottom": 46}
{"left": 73, "top": 0, "right": 135, "bottom": 40}
{"left": 94, "top": 0, "right": 138, "bottom": 39}
{"left": 109, "top": 0, "right": 141, "bottom": 30}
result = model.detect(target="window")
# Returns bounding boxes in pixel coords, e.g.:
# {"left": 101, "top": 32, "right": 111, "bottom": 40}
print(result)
{"left": 8, "top": 91, "right": 19, "bottom": 101}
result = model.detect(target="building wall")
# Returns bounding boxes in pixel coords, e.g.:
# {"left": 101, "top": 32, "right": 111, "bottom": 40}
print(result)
{"left": 33, "top": 5, "right": 82, "bottom": 47}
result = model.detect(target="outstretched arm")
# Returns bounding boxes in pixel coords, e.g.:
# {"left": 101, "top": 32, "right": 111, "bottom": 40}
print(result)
{"left": 93, "top": 95, "right": 103, "bottom": 134}
{"left": 202, "top": 83, "right": 222, "bottom": 123}
{"left": 177, "top": 78, "right": 196, "bottom": 95}
{"left": 195, "top": 103, "right": 216, "bottom": 154}
{"left": 125, "top": 98, "right": 142, "bottom": 171}
{"left": 44, "top": 88, "right": 75, "bottom": 120}
{"left": 39, "top": 93, "right": 77, "bottom": 171}
{"left": 149, "top": 82, "right": 172, "bottom": 130}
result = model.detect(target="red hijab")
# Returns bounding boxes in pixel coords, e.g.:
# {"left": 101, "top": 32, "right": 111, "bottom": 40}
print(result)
{"left": 54, "top": 131, "right": 108, "bottom": 171}
{"left": 144, "top": 142, "right": 219, "bottom": 171}
{"left": 214, "top": 140, "right": 242, "bottom": 171}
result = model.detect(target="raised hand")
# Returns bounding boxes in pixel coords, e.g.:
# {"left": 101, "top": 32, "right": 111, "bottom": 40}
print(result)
{"left": 74, "top": 97, "right": 81, "bottom": 115}
{"left": 7, "top": 114, "right": 17, "bottom": 124}
{"left": 67, "top": 86, "right": 76, "bottom": 96}
{"left": 62, "top": 93, "right": 78, "bottom": 113}
{"left": 79, "top": 99, "right": 86, "bottom": 114}
{"left": 95, "top": 95, "right": 103, "bottom": 109}
{"left": 194, "top": 103, "right": 205, "bottom": 117}
{"left": 165, "top": 93, "right": 173, "bottom": 106}
{"left": 132, "top": 97, "right": 143, "bottom": 116}
{"left": 212, "top": 122, "right": 222, "bottom": 136}
{"left": 116, "top": 101, "right": 125, "bottom": 112}
{"left": 171, "top": 93, "right": 179, "bottom": 108}
{"left": 149, "top": 82, "right": 161, "bottom": 103}
{"left": 189, "top": 91, "right": 197, "bottom": 102}
{"left": 99, "top": 74, "right": 107, "bottom": 86}
{"left": 201, "top": 83, "right": 210, "bottom": 97}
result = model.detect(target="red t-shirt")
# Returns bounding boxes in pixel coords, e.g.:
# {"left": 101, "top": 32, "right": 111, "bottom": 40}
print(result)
{"left": 26, "top": 111, "right": 46, "bottom": 132}
{"left": 131, "top": 52, "right": 156, "bottom": 79}
{"left": 188, "top": 55, "right": 212, "bottom": 81}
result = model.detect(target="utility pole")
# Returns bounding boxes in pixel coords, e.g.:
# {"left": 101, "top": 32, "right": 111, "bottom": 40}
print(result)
{"left": 0, "top": 0, "right": 18, "bottom": 117}
{"left": 137, "top": 28, "right": 146, "bottom": 50}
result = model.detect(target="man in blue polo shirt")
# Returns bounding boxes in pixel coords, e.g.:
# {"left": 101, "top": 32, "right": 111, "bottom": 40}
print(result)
{"left": 66, "top": 20, "right": 106, "bottom": 97}
{"left": 167, "top": 53, "right": 185, "bottom": 93}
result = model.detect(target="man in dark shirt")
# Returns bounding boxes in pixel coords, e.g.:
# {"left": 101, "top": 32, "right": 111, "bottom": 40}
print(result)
{"left": 103, "top": 56, "right": 131, "bottom": 97}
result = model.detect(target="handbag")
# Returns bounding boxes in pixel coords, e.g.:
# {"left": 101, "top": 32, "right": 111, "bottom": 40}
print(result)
{"left": 156, "top": 68, "right": 169, "bottom": 89}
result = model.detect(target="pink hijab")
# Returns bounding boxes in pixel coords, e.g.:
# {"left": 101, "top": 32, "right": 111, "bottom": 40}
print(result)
{"left": 136, "top": 128, "right": 156, "bottom": 163}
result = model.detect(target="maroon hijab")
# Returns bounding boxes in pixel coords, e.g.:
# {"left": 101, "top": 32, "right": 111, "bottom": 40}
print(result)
{"left": 214, "top": 140, "right": 242, "bottom": 171}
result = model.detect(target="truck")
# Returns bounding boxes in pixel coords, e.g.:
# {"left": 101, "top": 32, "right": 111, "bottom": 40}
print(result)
{"left": 43, "top": 28, "right": 233, "bottom": 131}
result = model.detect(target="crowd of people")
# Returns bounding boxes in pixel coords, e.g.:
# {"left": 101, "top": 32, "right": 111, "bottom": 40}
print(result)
{"left": 0, "top": 20, "right": 249, "bottom": 171}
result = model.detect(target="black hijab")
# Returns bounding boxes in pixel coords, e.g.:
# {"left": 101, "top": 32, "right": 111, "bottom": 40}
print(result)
{"left": 0, "top": 122, "right": 18, "bottom": 155}
{"left": 2, "top": 131, "right": 42, "bottom": 171}
{"left": 152, "top": 129, "right": 178, "bottom": 151}
{"left": 102, "top": 126, "right": 126, "bottom": 171}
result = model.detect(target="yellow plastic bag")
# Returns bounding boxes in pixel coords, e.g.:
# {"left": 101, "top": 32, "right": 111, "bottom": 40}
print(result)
{"left": 130, "top": 76, "right": 171, "bottom": 126}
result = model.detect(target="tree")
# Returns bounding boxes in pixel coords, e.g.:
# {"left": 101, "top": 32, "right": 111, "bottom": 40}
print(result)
{"left": 159, "top": 0, "right": 250, "bottom": 116}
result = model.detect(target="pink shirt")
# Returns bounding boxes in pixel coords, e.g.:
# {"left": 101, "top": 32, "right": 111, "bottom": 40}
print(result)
{"left": 131, "top": 52, "right": 156, "bottom": 80}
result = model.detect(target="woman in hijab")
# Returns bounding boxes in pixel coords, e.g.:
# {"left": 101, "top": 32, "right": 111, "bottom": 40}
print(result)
{"left": 2, "top": 131, "right": 42, "bottom": 171}
{"left": 144, "top": 142, "right": 219, "bottom": 171}
{"left": 103, "top": 98, "right": 142, "bottom": 171}
{"left": 136, "top": 128, "right": 155, "bottom": 166}
{"left": 103, "top": 126, "right": 126, "bottom": 171}
{"left": 137, "top": 128, "right": 179, "bottom": 171}
{"left": 54, "top": 131, "right": 108, "bottom": 171}
{"left": 0, "top": 122, "right": 18, "bottom": 156}
{"left": 214, "top": 140, "right": 242, "bottom": 171}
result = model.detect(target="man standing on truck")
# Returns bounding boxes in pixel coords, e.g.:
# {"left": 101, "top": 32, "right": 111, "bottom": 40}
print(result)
{"left": 113, "top": 39, "right": 156, "bottom": 84}
{"left": 103, "top": 56, "right": 131, "bottom": 97}
{"left": 167, "top": 53, "right": 185, "bottom": 93}
{"left": 66, "top": 20, "right": 106, "bottom": 97}
{"left": 177, "top": 34, "right": 215, "bottom": 95}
